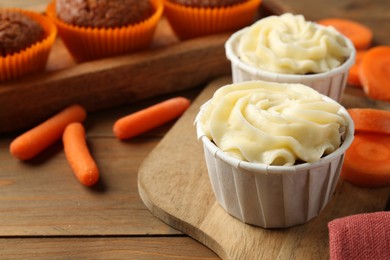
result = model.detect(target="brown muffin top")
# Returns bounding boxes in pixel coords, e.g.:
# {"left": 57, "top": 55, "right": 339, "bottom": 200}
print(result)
{"left": 169, "top": 0, "right": 247, "bottom": 8}
{"left": 56, "top": 0, "right": 153, "bottom": 28}
{"left": 0, "top": 10, "right": 44, "bottom": 57}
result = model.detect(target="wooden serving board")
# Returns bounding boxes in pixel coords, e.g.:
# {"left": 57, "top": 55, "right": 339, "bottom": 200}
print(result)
{"left": 138, "top": 77, "right": 390, "bottom": 260}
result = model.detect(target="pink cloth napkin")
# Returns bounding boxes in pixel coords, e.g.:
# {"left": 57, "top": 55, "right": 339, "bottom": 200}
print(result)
{"left": 328, "top": 211, "right": 390, "bottom": 260}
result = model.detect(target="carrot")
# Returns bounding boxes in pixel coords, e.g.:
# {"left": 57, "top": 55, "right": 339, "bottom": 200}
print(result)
{"left": 63, "top": 122, "right": 99, "bottom": 186}
{"left": 341, "top": 133, "right": 390, "bottom": 188}
{"left": 10, "top": 104, "right": 87, "bottom": 160}
{"left": 359, "top": 46, "right": 390, "bottom": 101}
{"left": 348, "top": 108, "right": 390, "bottom": 135}
{"left": 317, "top": 18, "right": 373, "bottom": 50}
{"left": 113, "top": 97, "right": 191, "bottom": 140}
{"left": 347, "top": 50, "right": 366, "bottom": 87}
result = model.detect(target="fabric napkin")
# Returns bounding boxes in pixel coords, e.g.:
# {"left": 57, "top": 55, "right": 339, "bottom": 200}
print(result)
{"left": 328, "top": 211, "right": 390, "bottom": 260}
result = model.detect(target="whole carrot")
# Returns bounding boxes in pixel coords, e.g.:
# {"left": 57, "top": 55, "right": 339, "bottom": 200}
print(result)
{"left": 63, "top": 122, "right": 99, "bottom": 186}
{"left": 10, "top": 104, "right": 87, "bottom": 160}
{"left": 113, "top": 97, "right": 191, "bottom": 140}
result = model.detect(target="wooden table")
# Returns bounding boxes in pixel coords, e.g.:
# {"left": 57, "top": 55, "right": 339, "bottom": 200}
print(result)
{"left": 0, "top": 0, "right": 389, "bottom": 259}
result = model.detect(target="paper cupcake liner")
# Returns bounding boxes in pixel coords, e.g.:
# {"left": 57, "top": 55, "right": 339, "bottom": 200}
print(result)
{"left": 195, "top": 96, "right": 354, "bottom": 228}
{"left": 164, "top": 0, "right": 262, "bottom": 40}
{"left": 46, "top": 0, "right": 163, "bottom": 62}
{"left": 225, "top": 26, "right": 356, "bottom": 102}
{"left": 0, "top": 9, "right": 57, "bottom": 82}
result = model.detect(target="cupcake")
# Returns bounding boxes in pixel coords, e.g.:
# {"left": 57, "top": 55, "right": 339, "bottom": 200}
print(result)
{"left": 195, "top": 80, "right": 354, "bottom": 228}
{"left": 0, "top": 9, "right": 57, "bottom": 81}
{"left": 225, "top": 13, "right": 356, "bottom": 102}
{"left": 46, "top": 0, "right": 163, "bottom": 62}
{"left": 164, "top": 0, "right": 262, "bottom": 40}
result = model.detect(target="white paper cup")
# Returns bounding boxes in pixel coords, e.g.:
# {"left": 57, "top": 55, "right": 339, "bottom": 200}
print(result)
{"left": 225, "top": 26, "right": 356, "bottom": 102}
{"left": 195, "top": 96, "right": 354, "bottom": 228}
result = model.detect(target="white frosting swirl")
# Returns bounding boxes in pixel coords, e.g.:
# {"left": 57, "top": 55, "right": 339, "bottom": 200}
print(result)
{"left": 199, "top": 81, "right": 347, "bottom": 166}
{"left": 237, "top": 13, "right": 352, "bottom": 74}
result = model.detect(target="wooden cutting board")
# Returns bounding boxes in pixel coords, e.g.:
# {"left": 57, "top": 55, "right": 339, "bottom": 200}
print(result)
{"left": 138, "top": 77, "right": 390, "bottom": 260}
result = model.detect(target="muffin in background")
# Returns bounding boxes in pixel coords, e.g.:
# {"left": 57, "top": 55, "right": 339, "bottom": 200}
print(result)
{"left": 225, "top": 13, "right": 356, "bottom": 102}
{"left": 164, "top": 0, "right": 262, "bottom": 40}
{"left": 0, "top": 9, "right": 57, "bottom": 81}
{"left": 195, "top": 80, "right": 354, "bottom": 228}
{"left": 46, "top": 0, "right": 163, "bottom": 62}
{"left": 0, "top": 10, "right": 44, "bottom": 56}
{"left": 56, "top": 0, "right": 153, "bottom": 28}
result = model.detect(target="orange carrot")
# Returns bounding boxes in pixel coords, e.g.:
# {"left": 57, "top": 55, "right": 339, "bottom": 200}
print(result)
{"left": 10, "top": 104, "right": 87, "bottom": 160}
{"left": 63, "top": 122, "right": 99, "bottom": 186}
{"left": 317, "top": 18, "right": 373, "bottom": 50}
{"left": 359, "top": 46, "right": 390, "bottom": 101}
{"left": 113, "top": 97, "right": 191, "bottom": 140}
{"left": 348, "top": 108, "right": 390, "bottom": 135}
{"left": 347, "top": 50, "right": 366, "bottom": 87}
{"left": 341, "top": 133, "right": 390, "bottom": 188}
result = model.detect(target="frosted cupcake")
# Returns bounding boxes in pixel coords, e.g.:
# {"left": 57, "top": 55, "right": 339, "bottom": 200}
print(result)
{"left": 195, "top": 80, "right": 354, "bottom": 228}
{"left": 225, "top": 13, "right": 356, "bottom": 101}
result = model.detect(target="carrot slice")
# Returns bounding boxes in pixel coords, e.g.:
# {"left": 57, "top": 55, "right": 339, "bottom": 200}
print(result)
{"left": 348, "top": 108, "right": 390, "bottom": 135}
{"left": 347, "top": 50, "right": 366, "bottom": 87}
{"left": 63, "top": 122, "right": 99, "bottom": 186}
{"left": 113, "top": 97, "right": 191, "bottom": 140}
{"left": 359, "top": 46, "right": 390, "bottom": 101}
{"left": 10, "top": 105, "right": 87, "bottom": 160}
{"left": 341, "top": 133, "right": 390, "bottom": 188}
{"left": 317, "top": 18, "right": 373, "bottom": 50}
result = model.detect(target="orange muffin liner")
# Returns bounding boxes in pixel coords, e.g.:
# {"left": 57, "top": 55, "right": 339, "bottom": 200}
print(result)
{"left": 164, "top": 0, "right": 262, "bottom": 40}
{"left": 46, "top": 0, "right": 164, "bottom": 62}
{"left": 0, "top": 9, "right": 57, "bottom": 82}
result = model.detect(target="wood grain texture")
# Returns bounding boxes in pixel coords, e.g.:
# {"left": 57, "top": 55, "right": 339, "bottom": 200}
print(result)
{"left": 138, "top": 77, "right": 390, "bottom": 260}
{"left": 0, "top": 90, "right": 204, "bottom": 236}
{"left": 0, "top": 237, "right": 219, "bottom": 259}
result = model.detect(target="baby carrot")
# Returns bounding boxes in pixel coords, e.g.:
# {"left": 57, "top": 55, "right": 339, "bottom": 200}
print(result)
{"left": 317, "top": 18, "right": 373, "bottom": 50}
{"left": 10, "top": 104, "right": 87, "bottom": 160}
{"left": 113, "top": 97, "right": 191, "bottom": 140}
{"left": 63, "top": 122, "right": 99, "bottom": 186}
{"left": 348, "top": 108, "right": 390, "bottom": 135}
{"left": 359, "top": 46, "right": 390, "bottom": 101}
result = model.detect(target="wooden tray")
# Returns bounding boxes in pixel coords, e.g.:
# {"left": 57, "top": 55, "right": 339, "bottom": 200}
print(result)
{"left": 138, "top": 77, "right": 390, "bottom": 259}
{"left": 0, "top": 16, "right": 232, "bottom": 134}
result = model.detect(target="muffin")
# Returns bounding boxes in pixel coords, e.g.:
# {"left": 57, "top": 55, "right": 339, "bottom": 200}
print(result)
{"left": 195, "top": 80, "right": 354, "bottom": 228}
{"left": 164, "top": 0, "right": 262, "bottom": 40}
{"left": 225, "top": 13, "right": 356, "bottom": 101}
{"left": 46, "top": 0, "right": 163, "bottom": 62}
{"left": 0, "top": 10, "right": 44, "bottom": 56}
{"left": 56, "top": 0, "right": 153, "bottom": 28}
{"left": 0, "top": 9, "right": 57, "bottom": 81}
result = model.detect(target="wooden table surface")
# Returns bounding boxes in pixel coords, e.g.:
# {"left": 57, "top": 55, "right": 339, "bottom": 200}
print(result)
{"left": 0, "top": 0, "right": 389, "bottom": 259}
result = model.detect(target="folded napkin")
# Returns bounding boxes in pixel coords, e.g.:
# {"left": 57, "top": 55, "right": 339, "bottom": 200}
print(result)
{"left": 328, "top": 211, "right": 390, "bottom": 260}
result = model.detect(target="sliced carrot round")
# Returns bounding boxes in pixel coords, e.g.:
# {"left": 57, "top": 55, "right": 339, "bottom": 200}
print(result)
{"left": 348, "top": 108, "right": 390, "bottom": 135}
{"left": 317, "top": 18, "right": 373, "bottom": 50}
{"left": 359, "top": 46, "right": 390, "bottom": 101}
{"left": 341, "top": 133, "right": 390, "bottom": 188}
{"left": 347, "top": 50, "right": 366, "bottom": 87}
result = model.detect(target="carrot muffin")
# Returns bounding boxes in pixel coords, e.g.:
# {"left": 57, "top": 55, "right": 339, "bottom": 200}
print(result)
{"left": 195, "top": 80, "right": 354, "bottom": 228}
{"left": 56, "top": 0, "right": 153, "bottom": 28}
{"left": 0, "top": 9, "right": 57, "bottom": 81}
{"left": 169, "top": 0, "right": 246, "bottom": 7}
{"left": 0, "top": 10, "right": 44, "bottom": 56}
{"left": 164, "top": 0, "right": 261, "bottom": 39}
{"left": 225, "top": 13, "right": 356, "bottom": 101}
{"left": 46, "top": 0, "right": 163, "bottom": 62}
